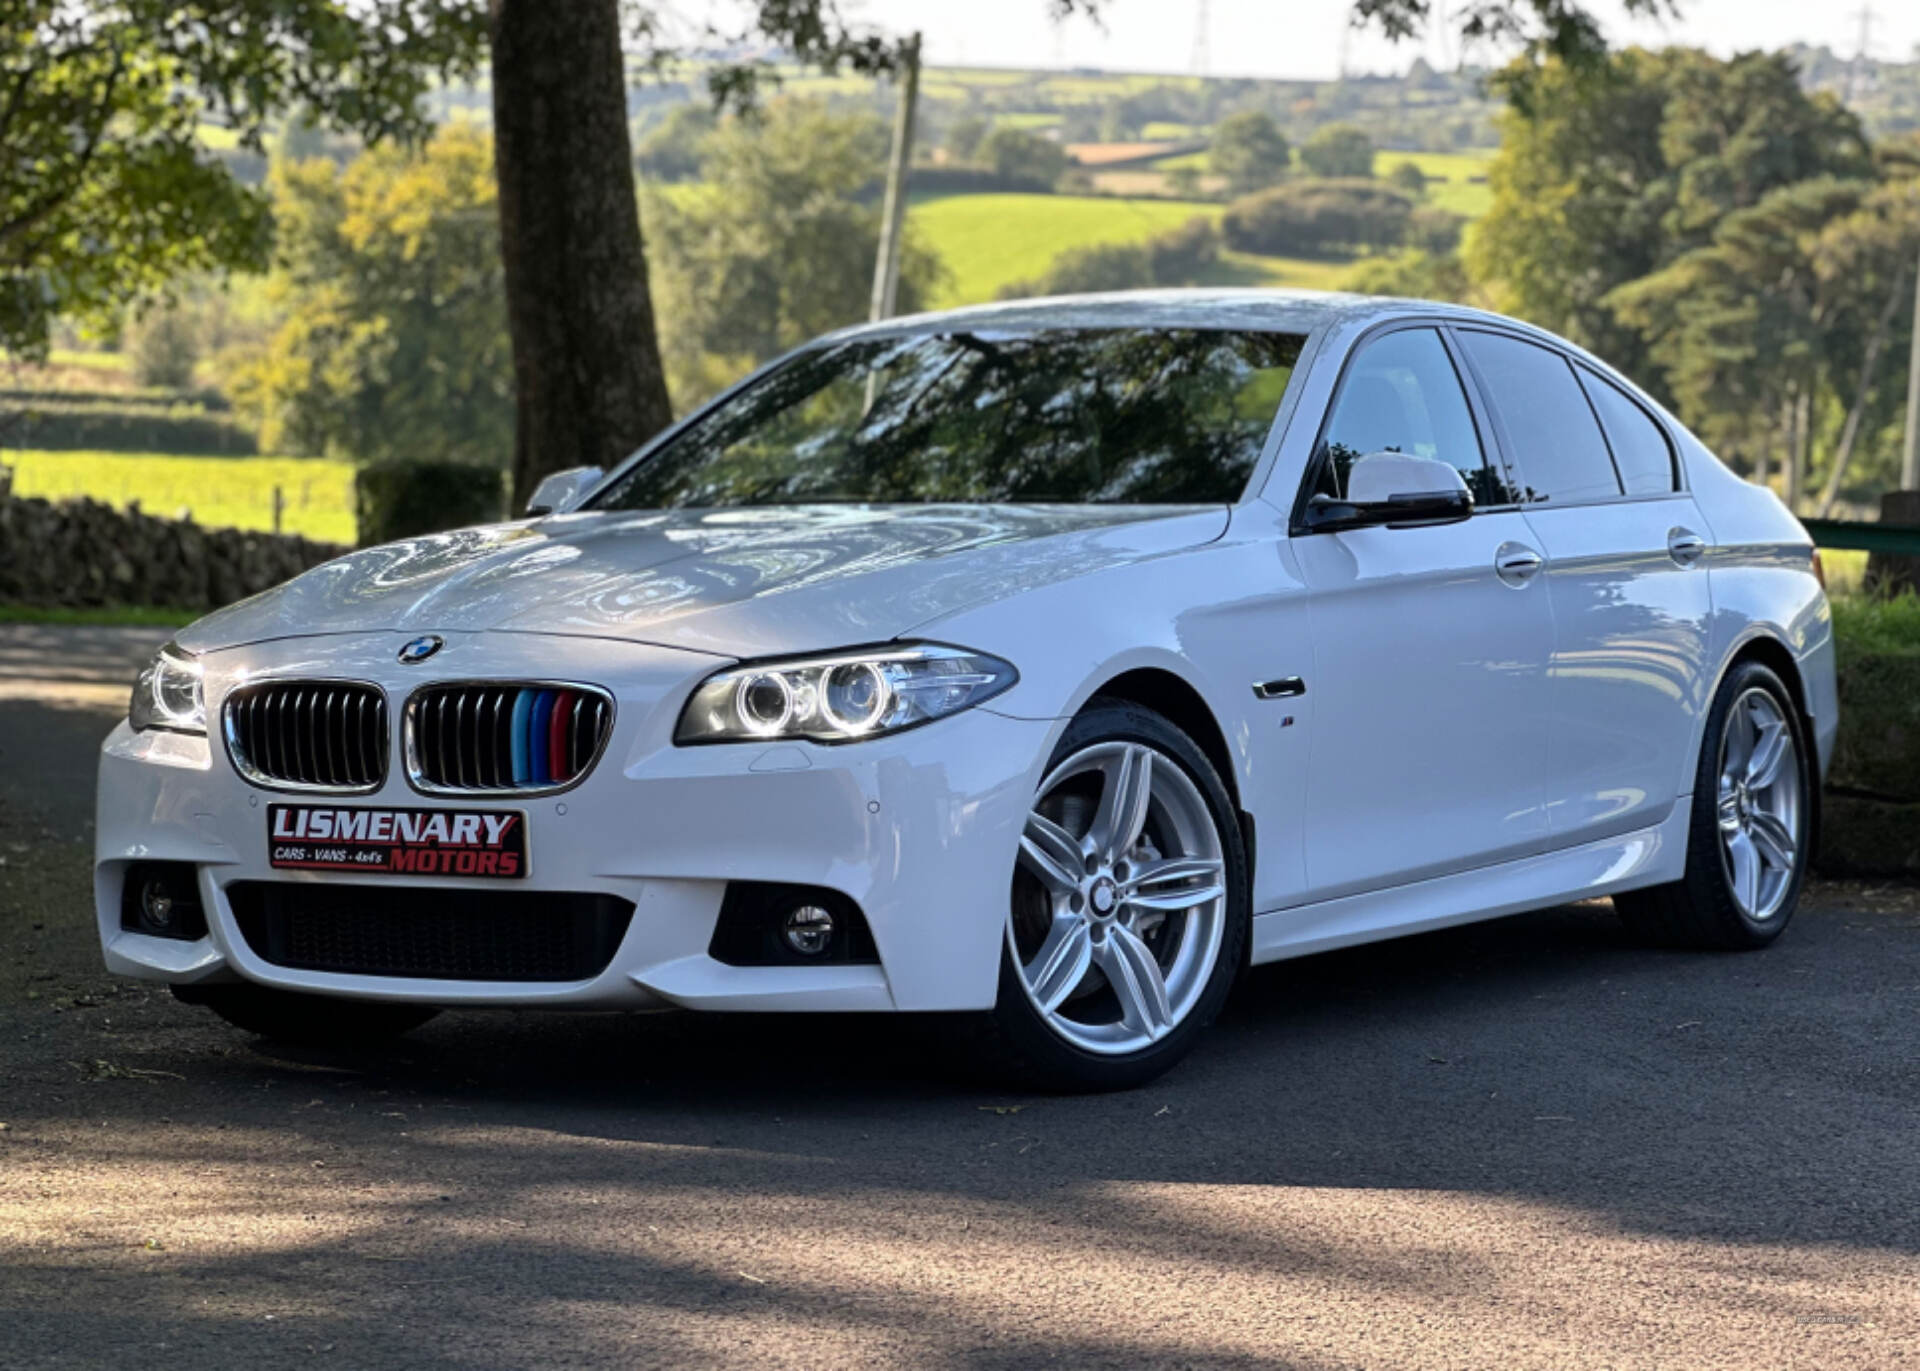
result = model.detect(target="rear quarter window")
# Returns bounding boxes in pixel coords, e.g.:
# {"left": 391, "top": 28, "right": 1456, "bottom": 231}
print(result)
{"left": 1578, "top": 368, "right": 1679, "bottom": 495}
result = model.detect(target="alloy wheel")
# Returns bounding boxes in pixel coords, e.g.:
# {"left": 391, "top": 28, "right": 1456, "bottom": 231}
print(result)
{"left": 1715, "top": 687, "right": 1802, "bottom": 922}
{"left": 1008, "top": 741, "right": 1228, "bottom": 1055}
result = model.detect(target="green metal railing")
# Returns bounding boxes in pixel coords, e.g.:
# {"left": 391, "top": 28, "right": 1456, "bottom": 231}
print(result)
{"left": 1801, "top": 520, "right": 1920, "bottom": 556}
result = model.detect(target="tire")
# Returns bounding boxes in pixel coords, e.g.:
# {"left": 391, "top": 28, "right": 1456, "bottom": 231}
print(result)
{"left": 969, "top": 697, "right": 1251, "bottom": 1092}
{"left": 1614, "top": 660, "right": 1812, "bottom": 950}
{"left": 174, "top": 982, "right": 441, "bottom": 1046}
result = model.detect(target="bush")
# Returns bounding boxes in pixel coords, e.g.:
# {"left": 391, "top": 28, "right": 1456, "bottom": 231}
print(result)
{"left": 1817, "top": 593, "right": 1920, "bottom": 876}
{"left": 998, "top": 242, "right": 1154, "bottom": 300}
{"left": 355, "top": 459, "right": 506, "bottom": 547}
{"left": 1405, "top": 205, "right": 1467, "bottom": 255}
{"left": 996, "top": 219, "right": 1224, "bottom": 301}
{"left": 1827, "top": 594, "right": 1920, "bottom": 802}
{"left": 979, "top": 127, "right": 1069, "bottom": 190}
{"left": 902, "top": 166, "right": 1062, "bottom": 197}
{"left": 4, "top": 400, "right": 255, "bottom": 455}
{"left": 1144, "top": 217, "right": 1221, "bottom": 283}
{"left": 131, "top": 309, "right": 201, "bottom": 389}
{"left": 1222, "top": 179, "right": 1415, "bottom": 257}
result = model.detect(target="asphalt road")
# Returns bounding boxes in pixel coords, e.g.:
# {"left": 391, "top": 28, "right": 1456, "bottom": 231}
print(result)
{"left": 2, "top": 625, "right": 1917, "bottom": 1369}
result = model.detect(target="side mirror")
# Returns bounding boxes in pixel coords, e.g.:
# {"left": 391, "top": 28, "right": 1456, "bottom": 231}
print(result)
{"left": 1304, "top": 451, "right": 1473, "bottom": 533}
{"left": 525, "top": 466, "right": 605, "bottom": 517}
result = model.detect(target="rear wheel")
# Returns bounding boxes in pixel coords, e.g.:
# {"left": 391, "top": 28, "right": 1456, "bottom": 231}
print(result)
{"left": 175, "top": 983, "right": 441, "bottom": 1046}
{"left": 975, "top": 700, "right": 1250, "bottom": 1091}
{"left": 1615, "top": 660, "right": 1811, "bottom": 949}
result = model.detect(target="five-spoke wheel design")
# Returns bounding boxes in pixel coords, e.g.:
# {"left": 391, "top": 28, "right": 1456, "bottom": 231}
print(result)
{"left": 1009, "top": 740, "right": 1228, "bottom": 1055}
{"left": 1715, "top": 686, "right": 1802, "bottom": 922}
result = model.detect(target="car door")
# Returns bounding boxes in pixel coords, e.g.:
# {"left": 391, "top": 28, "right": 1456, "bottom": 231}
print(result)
{"left": 1290, "top": 325, "right": 1558, "bottom": 899}
{"left": 1453, "top": 329, "right": 1713, "bottom": 845}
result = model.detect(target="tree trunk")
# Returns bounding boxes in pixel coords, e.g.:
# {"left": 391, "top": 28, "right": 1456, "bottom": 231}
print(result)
{"left": 1818, "top": 266, "right": 1909, "bottom": 519}
{"left": 490, "top": 0, "right": 674, "bottom": 512}
{"left": 1784, "top": 385, "right": 1809, "bottom": 512}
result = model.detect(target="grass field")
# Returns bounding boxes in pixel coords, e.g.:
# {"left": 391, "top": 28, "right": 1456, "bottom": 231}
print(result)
{"left": 5, "top": 451, "right": 356, "bottom": 544}
{"left": 909, "top": 192, "right": 1351, "bottom": 305}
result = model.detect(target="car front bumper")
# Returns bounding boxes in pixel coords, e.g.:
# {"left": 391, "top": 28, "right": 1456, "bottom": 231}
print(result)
{"left": 94, "top": 631, "right": 1052, "bottom": 1013}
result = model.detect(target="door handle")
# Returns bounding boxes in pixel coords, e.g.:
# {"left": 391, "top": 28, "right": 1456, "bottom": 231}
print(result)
{"left": 1494, "top": 542, "right": 1544, "bottom": 587}
{"left": 1668, "top": 527, "right": 1708, "bottom": 566}
{"left": 1252, "top": 676, "right": 1306, "bottom": 700}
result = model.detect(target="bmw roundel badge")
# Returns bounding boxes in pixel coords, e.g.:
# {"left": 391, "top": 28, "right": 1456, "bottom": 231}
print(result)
{"left": 397, "top": 634, "right": 445, "bottom": 665}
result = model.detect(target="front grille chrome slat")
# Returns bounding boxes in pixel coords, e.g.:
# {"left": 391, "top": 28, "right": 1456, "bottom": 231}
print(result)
{"left": 224, "top": 681, "right": 387, "bottom": 794}
{"left": 406, "top": 682, "right": 614, "bottom": 797}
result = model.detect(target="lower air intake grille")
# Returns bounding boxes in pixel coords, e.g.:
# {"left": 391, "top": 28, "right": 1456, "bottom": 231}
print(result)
{"left": 224, "top": 682, "right": 387, "bottom": 792}
{"left": 406, "top": 684, "right": 614, "bottom": 795}
{"left": 227, "top": 883, "right": 634, "bottom": 982}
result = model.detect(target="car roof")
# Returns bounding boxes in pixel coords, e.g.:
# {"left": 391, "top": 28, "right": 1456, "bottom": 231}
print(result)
{"left": 824, "top": 288, "right": 1527, "bottom": 343}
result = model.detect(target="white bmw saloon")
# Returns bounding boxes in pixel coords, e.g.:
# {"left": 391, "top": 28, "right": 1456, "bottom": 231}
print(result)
{"left": 98, "top": 291, "right": 1836, "bottom": 1090}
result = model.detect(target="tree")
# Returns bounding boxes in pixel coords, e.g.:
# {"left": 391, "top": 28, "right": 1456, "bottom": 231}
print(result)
{"left": 233, "top": 126, "right": 512, "bottom": 466}
{"left": 491, "top": 0, "right": 673, "bottom": 509}
{"left": 643, "top": 102, "right": 941, "bottom": 407}
{"left": 978, "top": 127, "right": 1070, "bottom": 189}
{"left": 1300, "top": 124, "right": 1376, "bottom": 179}
{"left": 1609, "top": 179, "right": 1871, "bottom": 505}
{"left": 1166, "top": 164, "right": 1204, "bottom": 198}
{"left": 636, "top": 104, "right": 717, "bottom": 183}
{"left": 6, "top": 0, "right": 1680, "bottom": 508}
{"left": 947, "top": 116, "right": 990, "bottom": 165}
{"left": 0, "top": 0, "right": 485, "bottom": 359}
{"left": 1209, "top": 112, "right": 1291, "bottom": 196}
{"left": 1610, "top": 171, "right": 1920, "bottom": 507}
{"left": 1386, "top": 160, "right": 1429, "bottom": 196}
{"left": 1468, "top": 49, "right": 1868, "bottom": 387}
{"left": 1353, "top": 0, "right": 1681, "bottom": 97}
{"left": 130, "top": 308, "right": 203, "bottom": 390}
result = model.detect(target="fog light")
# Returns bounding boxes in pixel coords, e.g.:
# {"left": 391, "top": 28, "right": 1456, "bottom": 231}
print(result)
{"left": 140, "top": 881, "right": 177, "bottom": 933}
{"left": 782, "top": 904, "right": 835, "bottom": 956}
{"left": 119, "top": 861, "right": 208, "bottom": 941}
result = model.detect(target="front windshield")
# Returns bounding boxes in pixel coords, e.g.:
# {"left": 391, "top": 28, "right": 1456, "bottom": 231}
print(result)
{"left": 589, "top": 327, "right": 1305, "bottom": 510}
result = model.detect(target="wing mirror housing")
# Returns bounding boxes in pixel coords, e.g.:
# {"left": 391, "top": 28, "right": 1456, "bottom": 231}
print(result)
{"left": 525, "top": 466, "right": 605, "bottom": 517}
{"left": 1304, "top": 451, "right": 1473, "bottom": 533}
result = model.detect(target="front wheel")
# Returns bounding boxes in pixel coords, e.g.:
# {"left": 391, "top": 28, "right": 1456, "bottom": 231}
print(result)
{"left": 975, "top": 699, "right": 1250, "bottom": 1092}
{"left": 1615, "top": 660, "right": 1812, "bottom": 949}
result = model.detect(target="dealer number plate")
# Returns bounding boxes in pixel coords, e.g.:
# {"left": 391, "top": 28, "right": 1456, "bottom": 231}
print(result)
{"left": 267, "top": 804, "right": 527, "bottom": 879}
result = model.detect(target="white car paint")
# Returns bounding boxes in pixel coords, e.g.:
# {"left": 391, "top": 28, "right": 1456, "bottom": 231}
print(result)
{"left": 95, "top": 289, "right": 1836, "bottom": 1022}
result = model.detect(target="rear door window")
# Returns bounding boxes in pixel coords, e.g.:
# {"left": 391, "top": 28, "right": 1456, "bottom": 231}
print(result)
{"left": 1457, "top": 331, "right": 1623, "bottom": 505}
{"left": 1578, "top": 368, "right": 1678, "bottom": 495}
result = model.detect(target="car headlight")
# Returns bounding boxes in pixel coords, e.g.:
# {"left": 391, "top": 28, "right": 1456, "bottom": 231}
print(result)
{"left": 129, "top": 643, "right": 206, "bottom": 734}
{"left": 675, "top": 643, "right": 1017, "bottom": 745}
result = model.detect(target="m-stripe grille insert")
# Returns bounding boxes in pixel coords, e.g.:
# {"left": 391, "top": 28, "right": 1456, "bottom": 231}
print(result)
{"left": 407, "top": 684, "right": 613, "bottom": 794}
{"left": 224, "top": 682, "right": 388, "bottom": 791}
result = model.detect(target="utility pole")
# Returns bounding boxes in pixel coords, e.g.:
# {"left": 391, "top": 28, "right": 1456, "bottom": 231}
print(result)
{"left": 1190, "top": 0, "right": 1212, "bottom": 77}
{"left": 869, "top": 32, "right": 921, "bottom": 323}
{"left": 1849, "top": 6, "right": 1878, "bottom": 105}
{"left": 1904, "top": 245, "right": 1920, "bottom": 490}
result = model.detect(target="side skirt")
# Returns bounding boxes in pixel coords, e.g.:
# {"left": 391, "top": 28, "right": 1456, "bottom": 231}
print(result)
{"left": 1250, "top": 804, "right": 1691, "bottom": 966}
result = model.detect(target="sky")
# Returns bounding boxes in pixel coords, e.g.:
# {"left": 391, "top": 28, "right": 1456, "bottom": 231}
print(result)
{"left": 831, "top": 0, "right": 1920, "bottom": 82}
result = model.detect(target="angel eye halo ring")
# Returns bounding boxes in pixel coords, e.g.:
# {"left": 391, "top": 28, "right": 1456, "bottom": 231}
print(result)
{"left": 676, "top": 643, "right": 1016, "bottom": 745}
